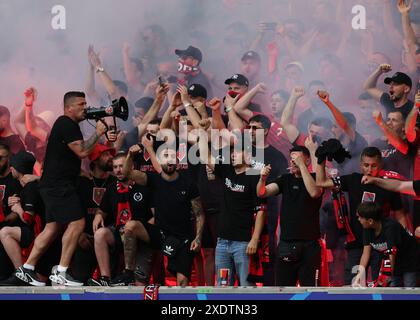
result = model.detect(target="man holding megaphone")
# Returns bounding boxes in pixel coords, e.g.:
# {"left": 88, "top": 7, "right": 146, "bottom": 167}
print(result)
{"left": 13, "top": 91, "right": 110, "bottom": 286}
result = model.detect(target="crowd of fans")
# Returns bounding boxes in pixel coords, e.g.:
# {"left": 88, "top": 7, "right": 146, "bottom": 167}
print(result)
{"left": 0, "top": 0, "right": 419, "bottom": 287}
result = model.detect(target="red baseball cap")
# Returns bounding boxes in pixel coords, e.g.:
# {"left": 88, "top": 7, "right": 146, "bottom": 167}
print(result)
{"left": 89, "top": 144, "right": 116, "bottom": 162}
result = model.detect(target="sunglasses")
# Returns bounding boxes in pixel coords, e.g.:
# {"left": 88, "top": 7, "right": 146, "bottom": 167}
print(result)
{"left": 246, "top": 125, "right": 263, "bottom": 130}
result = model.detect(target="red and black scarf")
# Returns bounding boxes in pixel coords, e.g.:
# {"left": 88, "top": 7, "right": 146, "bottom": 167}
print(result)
{"left": 247, "top": 204, "right": 269, "bottom": 284}
{"left": 116, "top": 181, "right": 132, "bottom": 229}
{"left": 331, "top": 176, "right": 355, "bottom": 244}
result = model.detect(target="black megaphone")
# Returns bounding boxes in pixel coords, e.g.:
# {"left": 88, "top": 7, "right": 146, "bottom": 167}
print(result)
{"left": 85, "top": 97, "right": 129, "bottom": 142}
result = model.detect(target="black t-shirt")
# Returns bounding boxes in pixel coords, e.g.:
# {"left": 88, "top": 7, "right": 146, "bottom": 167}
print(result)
{"left": 363, "top": 218, "right": 420, "bottom": 274}
{"left": 99, "top": 181, "right": 152, "bottom": 227}
{"left": 372, "top": 138, "right": 416, "bottom": 179}
{"left": 337, "top": 132, "right": 368, "bottom": 175}
{"left": 133, "top": 148, "right": 158, "bottom": 173}
{"left": 380, "top": 93, "right": 414, "bottom": 120}
{"left": 0, "top": 135, "right": 25, "bottom": 155}
{"left": 214, "top": 164, "right": 265, "bottom": 242}
{"left": 196, "top": 164, "right": 224, "bottom": 212}
{"left": 275, "top": 173, "right": 323, "bottom": 241}
{"left": 146, "top": 171, "right": 199, "bottom": 239}
{"left": 20, "top": 180, "right": 45, "bottom": 228}
{"left": 0, "top": 173, "right": 22, "bottom": 217}
{"left": 340, "top": 173, "right": 403, "bottom": 248}
{"left": 77, "top": 175, "right": 117, "bottom": 235}
{"left": 414, "top": 180, "right": 420, "bottom": 196}
{"left": 40, "top": 116, "right": 83, "bottom": 187}
{"left": 249, "top": 145, "right": 289, "bottom": 184}
{"left": 195, "top": 147, "right": 227, "bottom": 213}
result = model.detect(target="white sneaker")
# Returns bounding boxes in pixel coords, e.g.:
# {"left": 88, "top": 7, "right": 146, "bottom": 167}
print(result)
{"left": 49, "top": 266, "right": 83, "bottom": 286}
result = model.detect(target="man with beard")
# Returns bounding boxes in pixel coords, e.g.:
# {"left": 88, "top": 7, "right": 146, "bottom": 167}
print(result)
{"left": 199, "top": 129, "right": 266, "bottom": 286}
{"left": 87, "top": 152, "right": 153, "bottom": 286}
{"left": 364, "top": 64, "right": 414, "bottom": 121}
{"left": 0, "top": 106, "right": 25, "bottom": 155}
{"left": 0, "top": 151, "right": 40, "bottom": 285}
{"left": 110, "top": 145, "right": 204, "bottom": 286}
{"left": 70, "top": 143, "right": 116, "bottom": 283}
{"left": 14, "top": 91, "right": 107, "bottom": 286}
{"left": 0, "top": 144, "right": 23, "bottom": 279}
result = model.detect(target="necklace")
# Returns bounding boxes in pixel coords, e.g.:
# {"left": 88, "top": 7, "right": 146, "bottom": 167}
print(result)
{"left": 92, "top": 176, "right": 108, "bottom": 188}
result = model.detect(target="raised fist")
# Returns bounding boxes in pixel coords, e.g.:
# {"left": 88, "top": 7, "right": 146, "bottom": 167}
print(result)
{"left": 208, "top": 97, "right": 222, "bottom": 111}
{"left": 291, "top": 86, "right": 305, "bottom": 99}
{"left": 128, "top": 144, "right": 141, "bottom": 156}
{"left": 198, "top": 119, "right": 211, "bottom": 131}
{"left": 317, "top": 90, "right": 329, "bottom": 103}
{"left": 378, "top": 64, "right": 392, "bottom": 74}
{"left": 256, "top": 83, "right": 267, "bottom": 94}
{"left": 260, "top": 164, "right": 272, "bottom": 179}
{"left": 24, "top": 87, "right": 37, "bottom": 106}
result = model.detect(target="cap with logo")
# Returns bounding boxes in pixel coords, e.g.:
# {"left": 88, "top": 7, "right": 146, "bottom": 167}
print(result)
{"left": 384, "top": 72, "right": 412, "bottom": 88}
{"left": 187, "top": 83, "right": 207, "bottom": 99}
{"left": 224, "top": 74, "right": 249, "bottom": 87}
{"left": 241, "top": 50, "right": 261, "bottom": 63}
{"left": 175, "top": 46, "right": 202, "bottom": 63}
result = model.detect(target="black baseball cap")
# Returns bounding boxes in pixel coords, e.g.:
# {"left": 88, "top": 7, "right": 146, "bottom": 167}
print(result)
{"left": 10, "top": 151, "right": 35, "bottom": 175}
{"left": 241, "top": 50, "right": 261, "bottom": 63}
{"left": 175, "top": 46, "right": 202, "bottom": 63}
{"left": 384, "top": 72, "right": 412, "bottom": 88}
{"left": 187, "top": 84, "right": 207, "bottom": 99}
{"left": 224, "top": 74, "right": 249, "bottom": 87}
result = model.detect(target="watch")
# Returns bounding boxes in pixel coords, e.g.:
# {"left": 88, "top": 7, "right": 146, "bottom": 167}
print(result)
{"left": 96, "top": 66, "right": 105, "bottom": 73}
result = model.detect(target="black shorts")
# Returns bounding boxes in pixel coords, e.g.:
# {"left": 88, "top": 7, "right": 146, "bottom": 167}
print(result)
{"left": 144, "top": 223, "right": 195, "bottom": 279}
{"left": 40, "top": 185, "right": 85, "bottom": 224}
{"left": 20, "top": 225, "right": 34, "bottom": 248}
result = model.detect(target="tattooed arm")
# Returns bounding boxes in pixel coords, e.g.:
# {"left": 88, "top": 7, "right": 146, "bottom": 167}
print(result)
{"left": 68, "top": 120, "right": 107, "bottom": 158}
{"left": 190, "top": 196, "right": 205, "bottom": 253}
{"left": 122, "top": 144, "right": 148, "bottom": 185}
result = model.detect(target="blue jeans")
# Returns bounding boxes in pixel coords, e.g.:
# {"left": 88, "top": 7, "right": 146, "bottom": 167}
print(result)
{"left": 390, "top": 272, "right": 419, "bottom": 287}
{"left": 215, "top": 238, "right": 253, "bottom": 286}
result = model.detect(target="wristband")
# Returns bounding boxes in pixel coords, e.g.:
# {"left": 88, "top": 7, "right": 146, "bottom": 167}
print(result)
{"left": 225, "top": 106, "right": 233, "bottom": 113}
{"left": 183, "top": 102, "right": 192, "bottom": 108}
